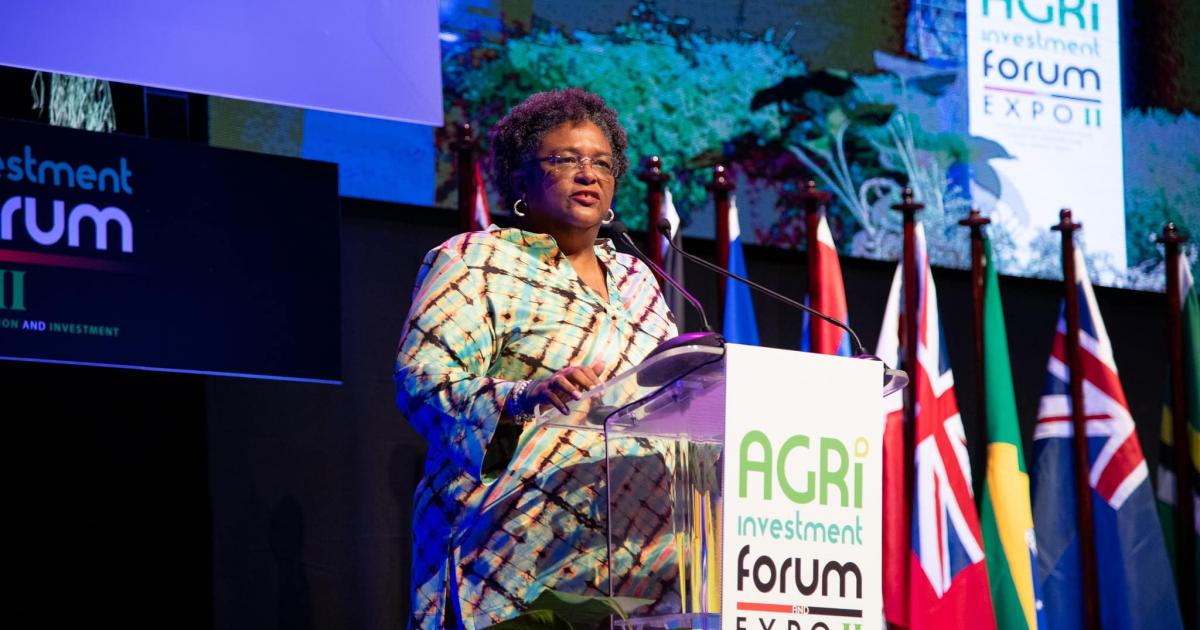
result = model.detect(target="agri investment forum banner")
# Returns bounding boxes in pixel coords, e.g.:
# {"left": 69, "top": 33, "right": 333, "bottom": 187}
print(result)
{"left": 968, "top": 0, "right": 1125, "bottom": 270}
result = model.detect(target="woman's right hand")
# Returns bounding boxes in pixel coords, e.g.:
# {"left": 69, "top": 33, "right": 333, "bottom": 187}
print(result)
{"left": 525, "top": 359, "right": 606, "bottom": 414}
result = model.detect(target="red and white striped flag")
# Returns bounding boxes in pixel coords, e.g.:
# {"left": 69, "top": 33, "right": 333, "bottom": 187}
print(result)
{"left": 801, "top": 214, "right": 851, "bottom": 356}
{"left": 471, "top": 162, "right": 491, "bottom": 231}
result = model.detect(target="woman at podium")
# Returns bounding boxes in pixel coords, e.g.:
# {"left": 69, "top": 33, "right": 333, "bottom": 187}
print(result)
{"left": 394, "top": 88, "right": 679, "bottom": 629}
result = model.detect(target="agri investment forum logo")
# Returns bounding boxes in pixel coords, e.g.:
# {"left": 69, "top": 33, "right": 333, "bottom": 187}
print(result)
{"left": 976, "top": 0, "right": 1107, "bottom": 129}
{"left": 731, "top": 429, "right": 872, "bottom": 626}
{"left": 0, "top": 145, "right": 136, "bottom": 323}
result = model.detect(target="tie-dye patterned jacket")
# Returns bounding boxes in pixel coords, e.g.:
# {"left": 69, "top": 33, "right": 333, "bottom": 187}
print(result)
{"left": 395, "top": 227, "right": 679, "bottom": 629}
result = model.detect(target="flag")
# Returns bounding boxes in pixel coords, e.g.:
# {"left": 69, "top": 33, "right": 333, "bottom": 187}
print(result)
{"left": 470, "top": 162, "right": 491, "bottom": 231}
{"left": 877, "top": 261, "right": 912, "bottom": 627}
{"left": 722, "top": 195, "right": 758, "bottom": 345}
{"left": 659, "top": 189, "right": 686, "bottom": 330}
{"left": 1156, "top": 256, "right": 1200, "bottom": 622}
{"left": 800, "top": 213, "right": 851, "bottom": 356}
{"left": 978, "top": 236, "right": 1044, "bottom": 630}
{"left": 1032, "top": 248, "right": 1183, "bottom": 630}
{"left": 876, "top": 223, "right": 995, "bottom": 629}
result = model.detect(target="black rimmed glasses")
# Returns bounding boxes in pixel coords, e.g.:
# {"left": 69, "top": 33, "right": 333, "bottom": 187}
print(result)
{"left": 530, "top": 154, "right": 617, "bottom": 181}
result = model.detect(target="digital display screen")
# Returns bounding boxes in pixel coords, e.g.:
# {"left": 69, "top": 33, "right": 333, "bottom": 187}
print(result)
{"left": 195, "top": 0, "right": 1197, "bottom": 289}
{"left": 428, "top": 0, "right": 1197, "bottom": 289}
{"left": 0, "top": 119, "right": 342, "bottom": 382}
{"left": 0, "top": 1, "right": 442, "bottom": 125}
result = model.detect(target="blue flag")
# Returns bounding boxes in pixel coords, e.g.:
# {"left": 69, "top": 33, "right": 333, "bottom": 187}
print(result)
{"left": 1032, "top": 248, "right": 1182, "bottom": 630}
{"left": 722, "top": 195, "right": 758, "bottom": 345}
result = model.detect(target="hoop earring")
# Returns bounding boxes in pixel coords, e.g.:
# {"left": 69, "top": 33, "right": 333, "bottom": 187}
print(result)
{"left": 513, "top": 198, "right": 528, "bottom": 217}
{"left": 602, "top": 208, "right": 615, "bottom": 225}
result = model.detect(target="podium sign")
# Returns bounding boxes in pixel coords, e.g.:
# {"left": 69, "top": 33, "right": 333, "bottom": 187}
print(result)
{"left": 721, "top": 345, "right": 882, "bottom": 629}
{"left": 598, "top": 343, "right": 885, "bottom": 628}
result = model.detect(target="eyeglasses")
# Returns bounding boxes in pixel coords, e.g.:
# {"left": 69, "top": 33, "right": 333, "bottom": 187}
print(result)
{"left": 531, "top": 155, "right": 617, "bottom": 180}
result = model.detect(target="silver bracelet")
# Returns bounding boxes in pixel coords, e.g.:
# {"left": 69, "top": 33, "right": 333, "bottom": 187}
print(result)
{"left": 508, "top": 379, "right": 534, "bottom": 421}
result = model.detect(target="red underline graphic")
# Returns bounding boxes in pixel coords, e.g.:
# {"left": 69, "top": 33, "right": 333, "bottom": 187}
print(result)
{"left": 985, "top": 85, "right": 1038, "bottom": 96}
{"left": 738, "top": 602, "right": 795, "bottom": 613}
{"left": 984, "top": 85, "right": 1103, "bottom": 104}
{"left": 736, "top": 601, "right": 863, "bottom": 617}
{"left": 0, "top": 248, "right": 136, "bottom": 272}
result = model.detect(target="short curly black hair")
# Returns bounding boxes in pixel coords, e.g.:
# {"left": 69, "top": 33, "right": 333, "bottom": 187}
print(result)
{"left": 489, "top": 88, "right": 629, "bottom": 209}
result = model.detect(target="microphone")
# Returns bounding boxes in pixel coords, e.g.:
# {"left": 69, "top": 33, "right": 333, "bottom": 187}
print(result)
{"left": 657, "top": 219, "right": 869, "bottom": 357}
{"left": 607, "top": 220, "right": 724, "bottom": 361}
{"left": 608, "top": 220, "right": 715, "bottom": 334}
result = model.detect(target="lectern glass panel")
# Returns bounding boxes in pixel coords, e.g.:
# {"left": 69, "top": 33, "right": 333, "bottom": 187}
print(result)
{"left": 605, "top": 346, "right": 728, "bottom": 629}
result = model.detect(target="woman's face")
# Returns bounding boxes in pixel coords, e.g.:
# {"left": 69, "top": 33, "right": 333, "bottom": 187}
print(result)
{"left": 517, "top": 121, "right": 616, "bottom": 232}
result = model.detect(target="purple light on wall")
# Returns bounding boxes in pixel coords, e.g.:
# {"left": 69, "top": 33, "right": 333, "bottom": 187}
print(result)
{"left": 0, "top": 0, "right": 443, "bottom": 125}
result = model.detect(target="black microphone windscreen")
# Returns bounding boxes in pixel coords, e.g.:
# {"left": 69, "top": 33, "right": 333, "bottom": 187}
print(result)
{"left": 608, "top": 219, "right": 629, "bottom": 237}
{"left": 656, "top": 219, "right": 672, "bottom": 236}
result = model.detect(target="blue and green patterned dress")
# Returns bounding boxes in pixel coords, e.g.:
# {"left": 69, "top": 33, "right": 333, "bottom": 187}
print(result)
{"left": 395, "top": 227, "right": 679, "bottom": 629}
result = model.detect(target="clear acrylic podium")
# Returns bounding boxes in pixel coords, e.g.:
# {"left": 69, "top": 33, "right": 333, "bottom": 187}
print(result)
{"left": 527, "top": 340, "right": 905, "bottom": 629}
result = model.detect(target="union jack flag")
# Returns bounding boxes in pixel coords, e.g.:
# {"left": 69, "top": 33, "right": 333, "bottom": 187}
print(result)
{"left": 876, "top": 223, "right": 995, "bottom": 628}
{"left": 1033, "top": 278, "right": 1145, "bottom": 509}
{"left": 1032, "top": 248, "right": 1183, "bottom": 629}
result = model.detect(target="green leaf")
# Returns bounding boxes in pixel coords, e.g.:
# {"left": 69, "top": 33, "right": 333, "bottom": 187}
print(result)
{"left": 749, "top": 70, "right": 856, "bottom": 110}
{"left": 685, "top": 147, "right": 726, "bottom": 169}
{"left": 485, "top": 609, "right": 573, "bottom": 630}
{"left": 972, "top": 163, "right": 1004, "bottom": 199}
{"left": 524, "top": 590, "right": 654, "bottom": 626}
{"left": 806, "top": 69, "right": 857, "bottom": 96}
{"left": 802, "top": 135, "right": 833, "bottom": 156}
{"left": 909, "top": 72, "right": 958, "bottom": 97}
{"left": 826, "top": 107, "right": 849, "bottom": 132}
{"left": 963, "top": 136, "right": 1015, "bottom": 198}
{"left": 964, "top": 135, "right": 1014, "bottom": 163}
{"left": 847, "top": 103, "right": 896, "bottom": 127}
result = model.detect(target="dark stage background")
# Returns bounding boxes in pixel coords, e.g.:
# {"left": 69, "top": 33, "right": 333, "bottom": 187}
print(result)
{"left": 2, "top": 193, "right": 1168, "bottom": 629}
{"left": 0, "top": 14, "right": 1179, "bottom": 619}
